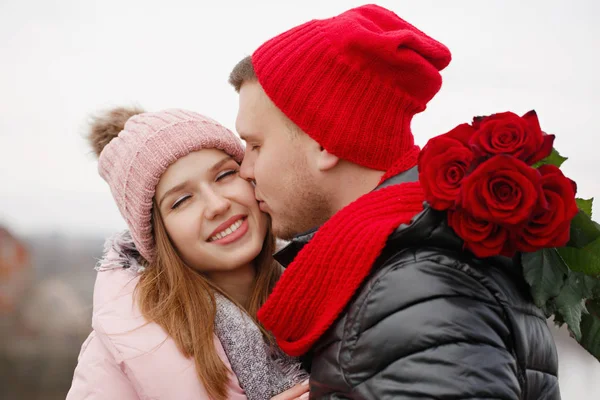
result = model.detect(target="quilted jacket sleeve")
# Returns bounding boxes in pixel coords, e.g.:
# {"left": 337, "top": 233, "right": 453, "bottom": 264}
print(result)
{"left": 66, "top": 331, "right": 139, "bottom": 400}
{"left": 310, "top": 255, "right": 522, "bottom": 400}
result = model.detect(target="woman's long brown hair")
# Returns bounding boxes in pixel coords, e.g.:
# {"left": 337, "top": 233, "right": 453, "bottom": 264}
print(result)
{"left": 135, "top": 204, "right": 281, "bottom": 400}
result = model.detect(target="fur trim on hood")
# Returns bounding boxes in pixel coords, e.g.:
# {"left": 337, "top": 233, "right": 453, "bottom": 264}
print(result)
{"left": 95, "top": 230, "right": 146, "bottom": 273}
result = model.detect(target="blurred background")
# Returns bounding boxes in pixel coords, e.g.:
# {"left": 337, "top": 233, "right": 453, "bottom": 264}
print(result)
{"left": 1, "top": 0, "right": 599, "bottom": 398}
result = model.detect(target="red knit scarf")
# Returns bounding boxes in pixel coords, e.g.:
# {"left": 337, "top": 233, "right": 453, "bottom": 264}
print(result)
{"left": 257, "top": 148, "right": 425, "bottom": 356}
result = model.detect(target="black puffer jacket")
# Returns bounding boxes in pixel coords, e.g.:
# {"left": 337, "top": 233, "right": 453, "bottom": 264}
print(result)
{"left": 275, "top": 171, "right": 560, "bottom": 400}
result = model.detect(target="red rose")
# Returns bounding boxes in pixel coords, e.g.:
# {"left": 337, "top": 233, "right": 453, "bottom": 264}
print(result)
{"left": 518, "top": 165, "right": 578, "bottom": 251}
{"left": 418, "top": 124, "right": 475, "bottom": 210}
{"left": 459, "top": 155, "right": 542, "bottom": 226}
{"left": 448, "top": 208, "right": 516, "bottom": 258}
{"left": 469, "top": 111, "right": 554, "bottom": 165}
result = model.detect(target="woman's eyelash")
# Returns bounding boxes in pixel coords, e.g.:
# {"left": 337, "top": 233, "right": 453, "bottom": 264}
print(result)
{"left": 170, "top": 169, "right": 238, "bottom": 209}
{"left": 171, "top": 195, "right": 191, "bottom": 210}
{"left": 216, "top": 169, "right": 239, "bottom": 181}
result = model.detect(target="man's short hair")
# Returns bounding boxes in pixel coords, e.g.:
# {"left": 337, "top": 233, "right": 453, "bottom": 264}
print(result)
{"left": 229, "top": 56, "right": 257, "bottom": 92}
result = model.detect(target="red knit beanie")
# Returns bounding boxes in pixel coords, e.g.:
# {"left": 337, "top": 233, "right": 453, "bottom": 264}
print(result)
{"left": 252, "top": 4, "right": 451, "bottom": 171}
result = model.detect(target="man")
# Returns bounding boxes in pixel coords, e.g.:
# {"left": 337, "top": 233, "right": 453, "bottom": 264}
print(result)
{"left": 230, "top": 4, "right": 560, "bottom": 399}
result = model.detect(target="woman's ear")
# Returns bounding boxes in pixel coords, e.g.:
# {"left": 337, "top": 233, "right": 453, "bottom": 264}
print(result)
{"left": 317, "top": 147, "right": 340, "bottom": 171}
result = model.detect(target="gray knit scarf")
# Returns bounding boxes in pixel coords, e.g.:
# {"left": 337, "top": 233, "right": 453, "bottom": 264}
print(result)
{"left": 96, "top": 230, "right": 308, "bottom": 400}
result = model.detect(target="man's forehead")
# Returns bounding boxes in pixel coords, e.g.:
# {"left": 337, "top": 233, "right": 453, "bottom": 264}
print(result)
{"left": 235, "top": 105, "right": 261, "bottom": 139}
{"left": 236, "top": 83, "right": 272, "bottom": 135}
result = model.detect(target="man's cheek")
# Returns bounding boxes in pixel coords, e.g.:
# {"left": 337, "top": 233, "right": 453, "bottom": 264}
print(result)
{"left": 254, "top": 161, "right": 268, "bottom": 185}
{"left": 257, "top": 154, "right": 274, "bottom": 177}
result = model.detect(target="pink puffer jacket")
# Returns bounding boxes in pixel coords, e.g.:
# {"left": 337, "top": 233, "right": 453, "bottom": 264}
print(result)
{"left": 67, "top": 248, "right": 247, "bottom": 400}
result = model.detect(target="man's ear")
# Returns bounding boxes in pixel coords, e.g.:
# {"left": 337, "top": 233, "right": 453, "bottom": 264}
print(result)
{"left": 317, "top": 147, "right": 340, "bottom": 171}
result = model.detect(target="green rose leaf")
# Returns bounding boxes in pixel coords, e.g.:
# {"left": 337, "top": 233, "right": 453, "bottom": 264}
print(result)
{"left": 576, "top": 198, "right": 594, "bottom": 218}
{"left": 522, "top": 249, "right": 568, "bottom": 307}
{"left": 557, "top": 243, "right": 600, "bottom": 276}
{"left": 568, "top": 210, "right": 600, "bottom": 248}
{"left": 582, "top": 273, "right": 600, "bottom": 298}
{"left": 542, "top": 301, "right": 558, "bottom": 320}
{"left": 534, "top": 148, "right": 568, "bottom": 168}
{"left": 554, "top": 272, "right": 590, "bottom": 340}
{"left": 559, "top": 304, "right": 586, "bottom": 341}
{"left": 551, "top": 304, "right": 566, "bottom": 326}
{"left": 585, "top": 236, "right": 600, "bottom": 256}
{"left": 580, "top": 299, "right": 600, "bottom": 361}
{"left": 586, "top": 299, "right": 600, "bottom": 315}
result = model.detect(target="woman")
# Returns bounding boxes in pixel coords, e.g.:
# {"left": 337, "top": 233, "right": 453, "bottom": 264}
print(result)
{"left": 67, "top": 108, "right": 308, "bottom": 400}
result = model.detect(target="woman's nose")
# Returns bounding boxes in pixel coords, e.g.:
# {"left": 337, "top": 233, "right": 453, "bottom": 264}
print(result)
{"left": 203, "top": 188, "right": 231, "bottom": 220}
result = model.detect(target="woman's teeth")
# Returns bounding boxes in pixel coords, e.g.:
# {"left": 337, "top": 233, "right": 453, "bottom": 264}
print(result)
{"left": 210, "top": 219, "right": 244, "bottom": 242}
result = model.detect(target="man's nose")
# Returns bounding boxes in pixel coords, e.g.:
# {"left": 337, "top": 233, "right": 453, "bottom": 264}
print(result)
{"left": 239, "top": 153, "right": 255, "bottom": 182}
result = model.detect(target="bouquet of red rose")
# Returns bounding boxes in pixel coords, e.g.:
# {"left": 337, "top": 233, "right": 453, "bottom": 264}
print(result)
{"left": 418, "top": 110, "right": 600, "bottom": 361}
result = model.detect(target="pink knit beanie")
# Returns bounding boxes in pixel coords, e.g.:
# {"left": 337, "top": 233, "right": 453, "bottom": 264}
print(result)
{"left": 96, "top": 109, "right": 245, "bottom": 262}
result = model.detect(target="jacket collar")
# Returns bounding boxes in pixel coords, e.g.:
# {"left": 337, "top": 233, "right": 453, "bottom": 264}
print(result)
{"left": 274, "top": 166, "right": 522, "bottom": 289}
{"left": 274, "top": 167, "right": 420, "bottom": 267}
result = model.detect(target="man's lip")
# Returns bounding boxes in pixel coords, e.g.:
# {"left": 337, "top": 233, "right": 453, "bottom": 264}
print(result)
{"left": 208, "top": 214, "right": 245, "bottom": 238}
{"left": 258, "top": 201, "right": 268, "bottom": 212}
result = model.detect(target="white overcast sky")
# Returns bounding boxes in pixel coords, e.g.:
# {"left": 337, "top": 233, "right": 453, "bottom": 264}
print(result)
{"left": 1, "top": 1, "right": 599, "bottom": 394}
{"left": 1, "top": 0, "right": 599, "bottom": 236}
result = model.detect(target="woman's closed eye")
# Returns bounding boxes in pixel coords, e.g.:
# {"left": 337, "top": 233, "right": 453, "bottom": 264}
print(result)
{"left": 170, "top": 169, "right": 238, "bottom": 209}
{"left": 216, "top": 169, "right": 239, "bottom": 181}
{"left": 171, "top": 194, "right": 191, "bottom": 210}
